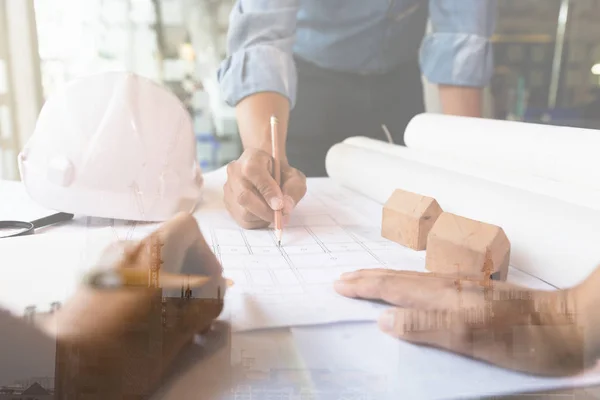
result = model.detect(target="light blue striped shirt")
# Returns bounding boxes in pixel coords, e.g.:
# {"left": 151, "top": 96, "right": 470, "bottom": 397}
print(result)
{"left": 218, "top": 0, "right": 496, "bottom": 109}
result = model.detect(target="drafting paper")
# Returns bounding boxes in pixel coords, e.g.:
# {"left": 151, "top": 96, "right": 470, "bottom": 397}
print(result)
{"left": 404, "top": 113, "right": 600, "bottom": 190}
{"left": 291, "top": 322, "right": 600, "bottom": 400}
{"left": 193, "top": 178, "right": 558, "bottom": 332}
{"left": 325, "top": 142, "right": 600, "bottom": 289}
{"left": 197, "top": 179, "right": 401, "bottom": 331}
{"left": 0, "top": 170, "right": 571, "bottom": 333}
{"left": 0, "top": 229, "right": 117, "bottom": 316}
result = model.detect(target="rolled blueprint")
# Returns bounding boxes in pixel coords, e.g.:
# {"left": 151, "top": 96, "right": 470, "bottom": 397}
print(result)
{"left": 344, "top": 136, "right": 600, "bottom": 211}
{"left": 404, "top": 114, "right": 600, "bottom": 190}
{"left": 325, "top": 141, "right": 600, "bottom": 289}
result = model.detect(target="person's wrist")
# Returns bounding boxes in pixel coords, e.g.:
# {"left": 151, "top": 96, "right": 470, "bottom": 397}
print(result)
{"left": 241, "top": 134, "right": 272, "bottom": 153}
{"left": 241, "top": 143, "right": 289, "bottom": 165}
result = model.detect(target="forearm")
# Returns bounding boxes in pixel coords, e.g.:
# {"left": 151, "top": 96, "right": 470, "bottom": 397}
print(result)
{"left": 236, "top": 92, "right": 291, "bottom": 160}
{"left": 424, "top": 0, "right": 495, "bottom": 117}
{"left": 574, "top": 265, "right": 600, "bottom": 363}
{"left": 439, "top": 85, "right": 483, "bottom": 118}
{"left": 218, "top": 0, "right": 299, "bottom": 158}
{"left": 506, "top": 281, "right": 600, "bottom": 377}
{"left": 463, "top": 288, "right": 596, "bottom": 377}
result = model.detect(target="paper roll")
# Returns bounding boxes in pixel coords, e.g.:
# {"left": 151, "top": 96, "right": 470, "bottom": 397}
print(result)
{"left": 325, "top": 141, "right": 600, "bottom": 289}
{"left": 404, "top": 114, "right": 600, "bottom": 190}
{"left": 344, "top": 136, "right": 600, "bottom": 211}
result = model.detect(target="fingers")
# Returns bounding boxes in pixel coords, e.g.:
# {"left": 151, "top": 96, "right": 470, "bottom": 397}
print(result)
{"left": 145, "top": 213, "right": 225, "bottom": 285}
{"left": 379, "top": 307, "right": 447, "bottom": 337}
{"left": 377, "top": 307, "right": 471, "bottom": 351}
{"left": 224, "top": 150, "right": 282, "bottom": 229}
{"left": 225, "top": 148, "right": 307, "bottom": 229}
{"left": 334, "top": 268, "right": 455, "bottom": 309}
{"left": 281, "top": 166, "right": 307, "bottom": 215}
{"left": 144, "top": 212, "right": 227, "bottom": 322}
{"left": 187, "top": 229, "right": 225, "bottom": 278}
{"left": 151, "top": 212, "right": 199, "bottom": 258}
{"left": 46, "top": 285, "right": 160, "bottom": 346}
{"left": 224, "top": 183, "right": 271, "bottom": 230}
{"left": 376, "top": 306, "right": 586, "bottom": 377}
{"left": 337, "top": 268, "right": 579, "bottom": 376}
{"left": 227, "top": 169, "right": 275, "bottom": 223}
{"left": 238, "top": 150, "right": 284, "bottom": 210}
{"left": 150, "top": 213, "right": 204, "bottom": 275}
{"left": 49, "top": 214, "right": 226, "bottom": 351}
{"left": 334, "top": 268, "right": 490, "bottom": 310}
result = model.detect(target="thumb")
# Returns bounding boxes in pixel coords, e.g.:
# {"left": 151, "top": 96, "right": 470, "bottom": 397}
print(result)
{"left": 378, "top": 308, "right": 470, "bottom": 351}
{"left": 246, "top": 167, "right": 284, "bottom": 211}
{"left": 281, "top": 171, "right": 307, "bottom": 213}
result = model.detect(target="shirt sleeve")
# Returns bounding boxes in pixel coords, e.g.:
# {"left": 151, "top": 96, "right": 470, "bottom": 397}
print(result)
{"left": 420, "top": 0, "right": 497, "bottom": 87}
{"left": 217, "top": 0, "right": 300, "bottom": 108}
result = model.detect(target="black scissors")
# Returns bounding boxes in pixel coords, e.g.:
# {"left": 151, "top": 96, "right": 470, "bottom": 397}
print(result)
{"left": 0, "top": 212, "right": 74, "bottom": 239}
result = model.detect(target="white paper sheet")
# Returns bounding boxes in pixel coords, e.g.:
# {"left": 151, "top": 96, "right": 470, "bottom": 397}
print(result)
{"left": 191, "top": 177, "right": 557, "bottom": 332}
{"left": 199, "top": 179, "right": 399, "bottom": 331}
{"left": 6, "top": 169, "right": 600, "bottom": 399}
{"left": 152, "top": 246, "right": 583, "bottom": 400}
{"left": 405, "top": 113, "right": 600, "bottom": 190}
{"left": 325, "top": 141, "right": 600, "bottom": 289}
{"left": 0, "top": 229, "right": 117, "bottom": 316}
{"left": 0, "top": 170, "right": 564, "bottom": 333}
{"left": 291, "top": 322, "right": 600, "bottom": 400}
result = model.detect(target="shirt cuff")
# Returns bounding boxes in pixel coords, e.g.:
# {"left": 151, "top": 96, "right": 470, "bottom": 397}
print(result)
{"left": 420, "top": 32, "right": 494, "bottom": 87}
{"left": 217, "top": 44, "right": 298, "bottom": 109}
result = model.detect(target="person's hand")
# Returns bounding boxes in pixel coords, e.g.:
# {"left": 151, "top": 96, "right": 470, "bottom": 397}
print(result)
{"left": 224, "top": 148, "right": 307, "bottom": 229}
{"left": 334, "top": 269, "right": 595, "bottom": 377}
{"left": 38, "top": 213, "right": 226, "bottom": 397}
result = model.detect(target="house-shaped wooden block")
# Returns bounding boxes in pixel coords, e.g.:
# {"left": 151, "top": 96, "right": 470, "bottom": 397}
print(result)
{"left": 382, "top": 189, "right": 443, "bottom": 250}
{"left": 425, "top": 212, "right": 511, "bottom": 281}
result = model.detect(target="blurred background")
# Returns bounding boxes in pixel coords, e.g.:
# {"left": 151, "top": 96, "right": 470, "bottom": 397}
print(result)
{"left": 0, "top": 0, "right": 599, "bottom": 181}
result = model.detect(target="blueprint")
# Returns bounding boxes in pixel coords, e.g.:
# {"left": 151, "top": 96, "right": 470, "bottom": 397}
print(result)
{"left": 0, "top": 174, "right": 557, "bottom": 332}
{"left": 192, "top": 178, "right": 556, "bottom": 332}
{"left": 197, "top": 179, "right": 415, "bottom": 331}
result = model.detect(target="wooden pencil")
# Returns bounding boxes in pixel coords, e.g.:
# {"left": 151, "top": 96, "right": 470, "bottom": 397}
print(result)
{"left": 270, "top": 115, "right": 283, "bottom": 246}
{"left": 84, "top": 268, "right": 234, "bottom": 290}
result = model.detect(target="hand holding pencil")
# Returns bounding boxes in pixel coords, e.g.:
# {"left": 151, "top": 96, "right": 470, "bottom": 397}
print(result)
{"left": 34, "top": 213, "right": 228, "bottom": 398}
{"left": 223, "top": 115, "right": 307, "bottom": 232}
{"left": 43, "top": 212, "right": 227, "bottom": 343}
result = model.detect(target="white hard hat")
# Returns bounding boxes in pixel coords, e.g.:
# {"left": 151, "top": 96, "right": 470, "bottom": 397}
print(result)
{"left": 18, "top": 71, "right": 204, "bottom": 222}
